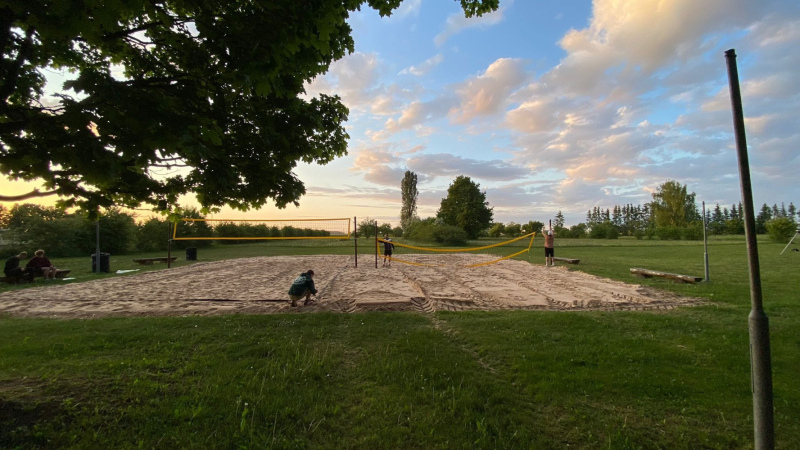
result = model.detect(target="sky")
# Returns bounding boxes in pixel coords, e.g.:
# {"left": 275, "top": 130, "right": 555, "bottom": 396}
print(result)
{"left": 3, "top": 0, "right": 800, "bottom": 227}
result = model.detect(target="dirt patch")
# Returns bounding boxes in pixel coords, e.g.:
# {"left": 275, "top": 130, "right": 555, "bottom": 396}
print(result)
{"left": 0, "top": 255, "right": 702, "bottom": 318}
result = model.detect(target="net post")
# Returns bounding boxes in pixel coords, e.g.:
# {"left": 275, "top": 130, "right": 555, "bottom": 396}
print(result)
{"left": 354, "top": 216, "right": 358, "bottom": 268}
{"left": 374, "top": 221, "right": 378, "bottom": 268}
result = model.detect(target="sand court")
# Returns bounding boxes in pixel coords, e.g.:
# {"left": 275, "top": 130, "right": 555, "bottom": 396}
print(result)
{"left": 0, "top": 255, "right": 701, "bottom": 318}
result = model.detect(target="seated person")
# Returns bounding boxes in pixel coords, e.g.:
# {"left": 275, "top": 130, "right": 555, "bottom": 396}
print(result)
{"left": 26, "top": 249, "right": 58, "bottom": 279}
{"left": 4, "top": 251, "right": 34, "bottom": 282}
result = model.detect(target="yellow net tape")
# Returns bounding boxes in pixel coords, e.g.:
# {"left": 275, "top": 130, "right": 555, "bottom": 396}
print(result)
{"left": 378, "top": 232, "right": 536, "bottom": 267}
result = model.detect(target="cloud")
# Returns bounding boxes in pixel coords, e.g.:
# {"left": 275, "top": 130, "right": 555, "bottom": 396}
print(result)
{"left": 449, "top": 58, "right": 529, "bottom": 123}
{"left": 492, "top": 0, "right": 800, "bottom": 225}
{"left": 304, "top": 52, "right": 386, "bottom": 113}
{"left": 407, "top": 153, "right": 529, "bottom": 182}
{"left": 394, "top": 0, "right": 422, "bottom": 18}
{"left": 383, "top": 96, "right": 458, "bottom": 134}
{"left": 434, "top": 3, "right": 509, "bottom": 46}
{"left": 399, "top": 54, "right": 444, "bottom": 76}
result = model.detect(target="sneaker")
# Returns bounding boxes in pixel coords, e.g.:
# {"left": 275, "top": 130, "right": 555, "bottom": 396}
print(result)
{"left": 304, "top": 299, "right": 316, "bottom": 306}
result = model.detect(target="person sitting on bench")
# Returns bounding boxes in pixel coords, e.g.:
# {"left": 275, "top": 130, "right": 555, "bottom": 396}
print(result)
{"left": 4, "top": 251, "right": 34, "bottom": 282}
{"left": 26, "top": 249, "right": 58, "bottom": 280}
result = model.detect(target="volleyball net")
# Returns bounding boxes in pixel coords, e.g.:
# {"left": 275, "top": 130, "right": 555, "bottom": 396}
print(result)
{"left": 377, "top": 232, "right": 536, "bottom": 268}
{"left": 172, "top": 217, "right": 352, "bottom": 241}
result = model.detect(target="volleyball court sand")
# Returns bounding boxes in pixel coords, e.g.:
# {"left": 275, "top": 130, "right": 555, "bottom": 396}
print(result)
{"left": 0, "top": 255, "right": 701, "bottom": 318}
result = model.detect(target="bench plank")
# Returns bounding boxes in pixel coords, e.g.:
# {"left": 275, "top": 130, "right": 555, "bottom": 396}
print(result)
{"left": 553, "top": 257, "right": 580, "bottom": 264}
{"left": 133, "top": 257, "right": 178, "bottom": 265}
{"left": 630, "top": 268, "right": 702, "bottom": 284}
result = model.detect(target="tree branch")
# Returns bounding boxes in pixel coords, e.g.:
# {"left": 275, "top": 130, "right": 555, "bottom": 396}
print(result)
{"left": 0, "top": 189, "right": 58, "bottom": 201}
{"left": 0, "top": 27, "right": 35, "bottom": 103}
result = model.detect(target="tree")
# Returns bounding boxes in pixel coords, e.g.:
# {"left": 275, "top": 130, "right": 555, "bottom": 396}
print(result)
{"left": 400, "top": 170, "right": 419, "bottom": 230}
{"left": 553, "top": 211, "right": 565, "bottom": 229}
{"left": 504, "top": 222, "right": 521, "bottom": 237}
{"left": 1, "top": 1, "right": 499, "bottom": 215}
{"left": 756, "top": 203, "right": 772, "bottom": 234}
{"left": 358, "top": 217, "right": 377, "bottom": 239}
{"left": 488, "top": 223, "right": 505, "bottom": 238}
{"left": 0, "top": 204, "right": 9, "bottom": 228}
{"left": 766, "top": 217, "right": 797, "bottom": 242}
{"left": 436, "top": 176, "right": 493, "bottom": 239}
{"left": 377, "top": 222, "right": 393, "bottom": 237}
{"left": 650, "top": 180, "right": 697, "bottom": 228}
{"left": 521, "top": 220, "right": 543, "bottom": 235}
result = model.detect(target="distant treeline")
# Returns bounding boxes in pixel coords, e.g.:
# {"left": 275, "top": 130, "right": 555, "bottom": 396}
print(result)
{"left": 489, "top": 181, "right": 798, "bottom": 242}
{"left": 0, "top": 204, "right": 331, "bottom": 257}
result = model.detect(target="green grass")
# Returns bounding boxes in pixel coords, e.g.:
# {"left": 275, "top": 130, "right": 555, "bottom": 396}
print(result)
{"left": 1, "top": 236, "right": 799, "bottom": 448}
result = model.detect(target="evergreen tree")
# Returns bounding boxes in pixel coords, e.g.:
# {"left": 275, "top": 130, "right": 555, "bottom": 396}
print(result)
{"left": 554, "top": 211, "right": 565, "bottom": 229}
{"left": 756, "top": 203, "right": 772, "bottom": 234}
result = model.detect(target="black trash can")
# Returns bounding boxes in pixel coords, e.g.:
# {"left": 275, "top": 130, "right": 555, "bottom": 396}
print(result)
{"left": 186, "top": 247, "right": 198, "bottom": 261}
{"left": 91, "top": 252, "right": 110, "bottom": 273}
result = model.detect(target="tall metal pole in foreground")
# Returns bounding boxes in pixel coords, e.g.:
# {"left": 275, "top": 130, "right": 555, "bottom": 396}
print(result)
{"left": 725, "top": 48, "right": 774, "bottom": 449}
{"left": 354, "top": 216, "right": 358, "bottom": 268}
{"left": 702, "top": 201, "right": 710, "bottom": 282}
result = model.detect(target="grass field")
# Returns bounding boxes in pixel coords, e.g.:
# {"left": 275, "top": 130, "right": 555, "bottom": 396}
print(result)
{"left": 1, "top": 236, "right": 799, "bottom": 448}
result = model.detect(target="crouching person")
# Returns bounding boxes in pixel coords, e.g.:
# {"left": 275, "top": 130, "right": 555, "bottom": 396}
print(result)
{"left": 288, "top": 269, "right": 317, "bottom": 307}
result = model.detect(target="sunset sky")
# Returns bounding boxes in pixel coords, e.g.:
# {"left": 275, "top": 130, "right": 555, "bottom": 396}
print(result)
{"left": 3, "top": 0, "right": 799, "bottom": 227}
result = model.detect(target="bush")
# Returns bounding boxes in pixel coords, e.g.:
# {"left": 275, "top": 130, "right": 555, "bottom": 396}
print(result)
{"left": 655, "top": 226, "right": 682, "bottom": 240}
{"left": 488, "top": 223, "right": 505, "bottom": 238}
{"left": 136, "top": 217, "right": 170, "bottom": 252}
{"left": 766, "top": 217, "right": 797, "bottom": 242}
{"left": 404, "top": 218, "right": 437, "bottom": 242}
{"left": 171, "top": 208, "right": 213, "bottom": 249}
{"left": 558, "top": 223, "right": 587, "bottom": 239}
{"left": 11, "top": 216, "right": 85, "bottom": 257}
{"left": 77, "top": 209, "right": 138, "bottom": 255}
{"left": 432, "top": 225, "right": 468, "bottom": 246}
{"left": 505, "top": 223, "right": 521, "bottom": 237}
{"left": 392, "top": 226, "right": 403, "bottom": 237}
{"left": 405, "top": 219, "right": 468, "bottom": 246}
{"left": 589, "top": 221, "right": 619, "bottom": 239}
{"left": 681, "top": 222, "right": 704, "bottom": 241}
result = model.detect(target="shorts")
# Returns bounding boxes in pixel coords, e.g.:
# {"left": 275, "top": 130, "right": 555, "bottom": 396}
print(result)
{"left": 384, "top": 250, "right": 393, "bottom": 256}
{"left": 289, "top": 291, "right": 309, "bottom": 301}
{"left": 544, "top": 247, "right": 554, "bottom": 257}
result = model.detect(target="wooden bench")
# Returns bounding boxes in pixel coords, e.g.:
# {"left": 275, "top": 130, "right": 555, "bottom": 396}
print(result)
{"left": 133, "top": 257, "right": 178, "bottom": 265}
{"left": 2, "top": 269, "right": 72, "bottom": 284}
{"left": 1, "top": 275, "right": 30, "bottom": 284}
{"left": 35, "top": 269, "right": 71, "bottom": 279}
{"left": 553, "top": 257, "right": 580, "bottom": 264}
{"left": 630, "top": 268, "right": 702, "bottom": 284}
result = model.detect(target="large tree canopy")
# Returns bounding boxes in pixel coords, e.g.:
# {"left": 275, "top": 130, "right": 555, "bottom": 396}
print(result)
{"left": 1, "top": 0, "right": 499, "bottom": 214}
{"left": 437, "top": 175, "right": 493, "bottom": 239}
{"left": 650, "top": 180, "right": 700, "bottom": 228}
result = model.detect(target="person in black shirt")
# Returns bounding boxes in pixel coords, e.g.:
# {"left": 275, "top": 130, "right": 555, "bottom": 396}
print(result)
{"left": 4, "top": 252, "right": 34, "bottom": 282}
{"left": 381, "top": 234, "right": 394, "bottom": 267}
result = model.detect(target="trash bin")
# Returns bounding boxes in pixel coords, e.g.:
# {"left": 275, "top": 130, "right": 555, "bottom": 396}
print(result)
{"left": 91, "top": 252, "right": 110, "bottom": 273}
{"left": 186, "top": 247, "right": 197, "bottom": 261}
